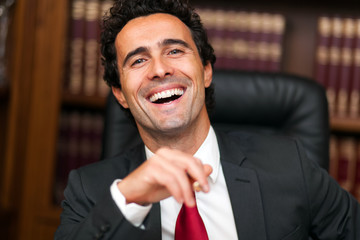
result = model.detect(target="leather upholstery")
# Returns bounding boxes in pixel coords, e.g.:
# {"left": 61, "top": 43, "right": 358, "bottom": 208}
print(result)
{"left": 101, "top": 70, "right": 330, "bottom": 170}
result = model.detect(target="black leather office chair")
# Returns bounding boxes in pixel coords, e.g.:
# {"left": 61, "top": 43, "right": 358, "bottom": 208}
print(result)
{"left": 101, "top": 70, "right": 330, "bottom": 170}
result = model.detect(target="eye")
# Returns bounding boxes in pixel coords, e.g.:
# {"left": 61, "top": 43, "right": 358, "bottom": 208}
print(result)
{"left": 169, "top": 49, "right": 183, "bottom": 55}
{"left": 131, "top": 58, "right": 146, "bottom": 66}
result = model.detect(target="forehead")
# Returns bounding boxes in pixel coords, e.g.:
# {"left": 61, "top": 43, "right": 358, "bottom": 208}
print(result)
{"left": 115, "top": 13, "right": 195, "bottom": 54}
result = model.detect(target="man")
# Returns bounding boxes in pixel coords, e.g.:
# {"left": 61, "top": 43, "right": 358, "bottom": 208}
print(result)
{"left": 55, "top": 0, "right": 360, "bottom": 239}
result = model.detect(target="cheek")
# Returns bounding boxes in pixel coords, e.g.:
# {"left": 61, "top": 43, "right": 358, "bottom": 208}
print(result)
{"left": 120, "top": 72, "right": 145, "bottom": 101}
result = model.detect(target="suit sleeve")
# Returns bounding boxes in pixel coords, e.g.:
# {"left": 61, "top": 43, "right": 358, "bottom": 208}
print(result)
{"left": 296, "top": 141, "right": 360, "bottom": 239}
{"left": 54, "top": 170, "right": 159, "bottom": 240}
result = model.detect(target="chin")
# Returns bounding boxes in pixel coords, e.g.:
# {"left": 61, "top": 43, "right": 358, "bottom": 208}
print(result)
{"left": 154, "top": 119, "right": 190, "bottom": 134}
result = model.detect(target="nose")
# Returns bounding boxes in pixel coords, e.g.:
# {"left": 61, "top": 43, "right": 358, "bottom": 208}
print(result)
{"left": 147, "top": 57, "right": 174, "bottom": 80}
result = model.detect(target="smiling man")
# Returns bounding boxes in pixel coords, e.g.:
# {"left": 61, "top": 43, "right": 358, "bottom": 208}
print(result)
{"left": 55, "top": 0, "right": 360, "bottom": 240}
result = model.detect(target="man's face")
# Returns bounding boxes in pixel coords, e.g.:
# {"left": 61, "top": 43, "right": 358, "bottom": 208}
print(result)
{"left": 113, "top": 13, "right": 212, "bottom": 136}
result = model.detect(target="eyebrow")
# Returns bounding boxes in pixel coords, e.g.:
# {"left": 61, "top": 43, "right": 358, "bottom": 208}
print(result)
{"left": 122, "top": 46, "right": 149, "bottom": 67}
{"left": 122, "top": 38, "right": 193, "bottom": 67}
{"left": 162, "top": 38, "right": 192, "bottom": 50}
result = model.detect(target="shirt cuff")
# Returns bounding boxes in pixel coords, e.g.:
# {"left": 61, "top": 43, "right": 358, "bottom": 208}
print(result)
{"left": 110, "top": 179, "right": 152, "bottom": 227}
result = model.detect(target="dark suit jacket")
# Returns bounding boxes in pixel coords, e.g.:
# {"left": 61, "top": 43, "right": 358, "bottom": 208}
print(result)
{"left": 55, "top": 131, "right": 360, "bottom": 240}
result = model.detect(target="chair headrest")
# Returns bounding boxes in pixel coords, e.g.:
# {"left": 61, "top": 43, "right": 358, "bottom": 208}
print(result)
{"left": 210, "top": 70, "right": 329, "bottom": 170}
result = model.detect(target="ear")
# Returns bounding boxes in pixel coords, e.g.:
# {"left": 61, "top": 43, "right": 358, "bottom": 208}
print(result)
{"left": 112, "top": 86, "right": 129, "bottom": 109}
{"left": 203, "top": 62, "right": 213, "bottom": 88}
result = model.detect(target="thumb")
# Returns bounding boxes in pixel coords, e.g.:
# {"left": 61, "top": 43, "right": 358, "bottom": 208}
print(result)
{"left": 203, "top": 164, "right": 213, "bottom": 177}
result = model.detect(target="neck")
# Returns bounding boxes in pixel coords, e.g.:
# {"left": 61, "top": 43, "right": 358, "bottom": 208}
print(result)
{"left": 138, "top": 110, "right": 211, "bottom": 155}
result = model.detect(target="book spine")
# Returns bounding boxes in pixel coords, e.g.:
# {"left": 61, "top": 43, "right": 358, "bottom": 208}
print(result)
{"left": 78, "top": 112, "right": 94, "bottom": 167}
{"left": 68, "top": 0, "right": 86, "bottom": 95}
{"left": 67, "top": 111, "right": 82, "bottom": 171}
{"left": 349, "top": 19, "right": 360, "bottom": 118}
{"left": 77, "top": 112, "right": 104, "bottom": 167}
{"left": 327, "top": 17, "right": 343, "bottom": 117}
{"left": 198, "top": 8, "right": 225, "bottom": 69}
{"left": 314, "top": 16, "right": 332, "bottom": 87}
{"left": 83, "top": 0, "right": 100, "bottom": 96}
{"left": 256, "top": 13, "right": 272, "bottom": 72}
{"left": 337, "top": 137, "right": 357, "bottom": 192}
{"left": 233, "top": 11, "right": 249, "bottom": 70}
{"left": 337, "top": 18, "right": 356, "bottom": 118}
{"left": 222, "top": 11, "right": 238, "bottom": 70}
{"left": 268, "top": 14, "right": 285, "bottom": 72}
{"left": 246, "top": 12, "right": 262, "bottom": 71}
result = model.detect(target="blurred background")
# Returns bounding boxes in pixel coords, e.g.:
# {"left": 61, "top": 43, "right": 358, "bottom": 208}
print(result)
{"left": 1, "top": 0, "right": 360, "bottom": 239}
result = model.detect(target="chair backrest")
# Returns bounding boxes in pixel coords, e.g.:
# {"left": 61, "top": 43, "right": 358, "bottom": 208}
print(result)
{"left": 101, "top": 70, "right": 330, "bottom": 170}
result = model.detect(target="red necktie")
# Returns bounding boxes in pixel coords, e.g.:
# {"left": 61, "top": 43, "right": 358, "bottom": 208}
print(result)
{"left": 175, "top": 194, "right": 209, "bottom": 240}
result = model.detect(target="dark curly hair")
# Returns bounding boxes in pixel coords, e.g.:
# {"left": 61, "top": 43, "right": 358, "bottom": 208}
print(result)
{"left": 100, "top": 0, "right": 216, "bottom": 114}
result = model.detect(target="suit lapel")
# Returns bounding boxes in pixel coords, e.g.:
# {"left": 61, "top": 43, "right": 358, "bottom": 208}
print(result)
{"left": 216, "top": 131, "right": 267, "bottom": 240}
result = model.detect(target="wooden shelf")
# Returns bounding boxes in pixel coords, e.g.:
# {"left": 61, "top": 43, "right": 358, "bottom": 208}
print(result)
{"left": 62, "top": 93, "right": 106, "bottom": 109}
{"left": 331, "top": 117, "right": 360, "bottom": 133}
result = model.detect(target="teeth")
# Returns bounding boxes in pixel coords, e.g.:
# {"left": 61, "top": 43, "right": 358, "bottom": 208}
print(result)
{"left": 149, "top": 88, "right": 184, "bottom": 103}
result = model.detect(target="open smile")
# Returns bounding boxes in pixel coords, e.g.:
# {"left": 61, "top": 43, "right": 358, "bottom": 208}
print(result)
{"left": 148, "top": 87, "right": 185, "bottom": 104}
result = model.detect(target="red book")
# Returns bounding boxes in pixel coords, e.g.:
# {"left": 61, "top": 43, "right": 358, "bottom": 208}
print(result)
{"left": 314, "top": 16, "right": 332, "bottom": 87}
{"left": 327, "top": 17, "right": 343, "bottom": 117}
{"left": 337, "top": 18, "right": 356, "bottom": 118}
{"left": 337, "top": 137, "right": 357, "bottom": 192}
{"left": 83, "top": 0, "right": 100, "bottom": 96}
{"left": 268, "top": 14, "right": 285, "bottom": 72}
{"left": 68, "top": 0, "right": 86, "bottom": 95}
{"left": 349, "top": 19, "right": 360, "bottom": 118}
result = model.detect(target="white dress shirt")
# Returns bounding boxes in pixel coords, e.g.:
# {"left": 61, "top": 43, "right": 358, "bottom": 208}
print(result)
{"left": 110, "top": 126, "right": 238, "bottom": 240}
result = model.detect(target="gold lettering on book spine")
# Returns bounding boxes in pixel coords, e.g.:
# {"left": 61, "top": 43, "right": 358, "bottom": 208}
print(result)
{"left": 317, "top": 17, "right": 331, "bottom": 65}
{"left": 73, "top": 0, "right": 85, "bottom": 20}
{"left": 319, "top": 17, "right": 331, "bottom": 37}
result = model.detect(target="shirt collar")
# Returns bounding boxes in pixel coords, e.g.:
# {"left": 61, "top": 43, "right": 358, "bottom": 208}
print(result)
{"left": 144, "top": 126, "right": 220, "bottom": 183}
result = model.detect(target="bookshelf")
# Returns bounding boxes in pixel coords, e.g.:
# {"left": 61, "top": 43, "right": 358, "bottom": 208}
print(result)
{"left": 1, "top": 0, "right": 360, "bottom": 239}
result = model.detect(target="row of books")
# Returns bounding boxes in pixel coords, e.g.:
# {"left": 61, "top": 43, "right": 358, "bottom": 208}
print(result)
{"left": 54, "top": 109, "right": 104, "bottom": 203}
{"left": 197, "top": 8, "right": 286, "bottom": 72}
{"left": 64, "top": 0, "right": 287, "bottom": 98}
{"left": 314, "top": 16, "right": 360, "bottom": 118}
{"left": 64, "top": 0, "right": 113, "bottom": 97}
{"left": 329, "top": 135, "right": 360, "bottom": 201}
